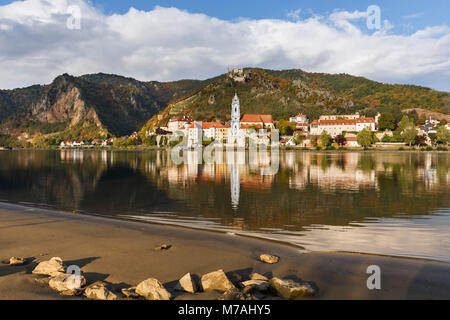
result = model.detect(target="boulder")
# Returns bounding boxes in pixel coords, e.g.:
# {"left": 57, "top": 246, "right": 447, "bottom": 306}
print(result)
{"left": 49, "top": 273, "right": 87, "bottom": 292}
{"left": 250, "top": 273, "right": 269, "bottom": 281}
{"left": 32, "top": 257, "right": 65, "bottom": 276}
{"left": 84, "top": 281, "right": 119, "bottom": 300}
{"left": 259, "top": 254, "right": 280, "bottom": 264}
{"left": 201, "top": 270, "right": 235, "bottom": 292}
{"left": 242, "top": 280, "right": 270, "bottom": 292}
{"left": 9, "top": 257, "right": 26, "bottom": 266}
{"left": 174, "top": 273, "right": 198, "bottom": 294}
{"left": 156, "top": 244, "right": 172, "bottom": 251}
{"left": 136, "top": 278, "right": 172, "bottom": 300}
{"left": 60, "top": 289, "right": 83, "bottom": 296}
{"left": 121, "top": 287, "right": 140, "bottom": 298}
{"left": 269, "top": 278, "right": 316, "bottom": 300}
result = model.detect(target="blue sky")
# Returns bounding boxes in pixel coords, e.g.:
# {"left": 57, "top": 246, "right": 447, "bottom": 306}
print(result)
{"left": 1, "top": 0, "right": 448, "bottom": 32}
{"left": 0, "top": 0, "right": 449, "bottom": 91}
{"left": 67, "top": 0, "right": 450, "bottom": 33}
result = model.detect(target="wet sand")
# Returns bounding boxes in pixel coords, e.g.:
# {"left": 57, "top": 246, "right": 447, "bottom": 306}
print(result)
{"left": 0, "top": 202, "right": 449, "bottom": 300}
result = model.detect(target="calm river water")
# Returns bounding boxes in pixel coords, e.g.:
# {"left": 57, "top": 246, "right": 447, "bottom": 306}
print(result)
{"left": 0, "top": 150, "right": 449, "bottom": 262}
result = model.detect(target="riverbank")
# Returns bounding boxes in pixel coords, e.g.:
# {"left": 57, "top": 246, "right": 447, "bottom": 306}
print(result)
{"left": 1, "top": 202, "right": 449, "bottom": 300}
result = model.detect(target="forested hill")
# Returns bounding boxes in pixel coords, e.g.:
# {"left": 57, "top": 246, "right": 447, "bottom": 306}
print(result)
{"left": 143, "top": 68, "right": 450, "bottom": 131}
{"left": 0, "top": 68, "right": 449, "bottom": 147}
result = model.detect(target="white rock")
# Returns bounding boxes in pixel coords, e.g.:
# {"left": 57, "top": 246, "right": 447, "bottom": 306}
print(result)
{"left": 174, "top": 273, "right": 198, "bottom": 294}
{"left": 9, "top": 257, "right": 26, "bottom": 266}
{"left": 250, "top": 273, "right": 269, "bottom": 281}
{"left": 259, "top": 254, "right": 280, "bottom": 264}
{"left": 136, "top": 278, "right": 172, "bottom": 300}
{"left": 84, "top": 281, "right": 118, "bottom": 300}
{"left": 269, "top": 278, "right": 316, "bottom": 300}
{"left": 201, "top": 270, "right": 235, "bottom": 292}
{"left": 32, "top": 257, "right": 65, "bottom": 276}
{"left": 49, "top": 273, "right": 87, "bottom": 292}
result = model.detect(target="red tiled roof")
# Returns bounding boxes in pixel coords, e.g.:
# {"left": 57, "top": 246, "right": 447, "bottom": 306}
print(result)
{"left": 189, "top": 122, "right": 226, "bottom": 129}
{"left": 241, "top": 114, "right": 273, "bottom": 124}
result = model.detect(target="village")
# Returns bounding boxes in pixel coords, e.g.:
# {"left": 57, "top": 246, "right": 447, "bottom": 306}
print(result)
{"left": 60, "top": 94, "right": 450, "bottom": 150}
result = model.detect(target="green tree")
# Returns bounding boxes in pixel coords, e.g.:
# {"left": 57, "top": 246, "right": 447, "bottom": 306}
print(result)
{"left": 398, "top": 115, "right": 413, "bottom": 132}
{"left": 294, "top": 134, "right": 305, "bottom": 145}
{"left": 378, "top": 112, "right": 396, "bottom": 131}
{"left": 402, "top": 125, "right": 418, "bottom": 147}
{"left": 278, "top": 120, "right": 296, "bottom": 136}
{"left": 320, "top": 131, "right": 331, "bottom": 147}
{"left": 357, "top": 128, "right": 374, "bottom": 148}
{"left": 436, "top": 126, "right": 450, "bottom": 144}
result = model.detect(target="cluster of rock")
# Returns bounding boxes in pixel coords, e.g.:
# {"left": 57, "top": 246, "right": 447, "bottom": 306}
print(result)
{"left": 31, "top": 257, "right": 119, "bottom": 300}
{"left": 9, "top": 253, "right": 316, "bottom": 300}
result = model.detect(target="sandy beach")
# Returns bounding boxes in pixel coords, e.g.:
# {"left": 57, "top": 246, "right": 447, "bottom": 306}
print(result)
{"left": 0, "top": 202, "right": 449, "bottom": 300}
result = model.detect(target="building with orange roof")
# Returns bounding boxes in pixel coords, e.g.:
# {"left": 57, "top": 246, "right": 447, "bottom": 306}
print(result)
{"left": 310, "top": 118, "right": 376, "bottom": 137}
{"left": 241, "top": 114, "right": 275, "bottom": 129}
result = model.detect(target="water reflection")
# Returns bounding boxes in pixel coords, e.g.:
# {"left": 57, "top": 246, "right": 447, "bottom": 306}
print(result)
{"left": 0, "top": 150, "right": 448, "bottom": 261}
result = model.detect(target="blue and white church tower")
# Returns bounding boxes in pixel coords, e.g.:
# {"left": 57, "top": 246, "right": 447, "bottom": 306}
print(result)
{"left": 229, "top": 93, "right": 242, "bottom": 145}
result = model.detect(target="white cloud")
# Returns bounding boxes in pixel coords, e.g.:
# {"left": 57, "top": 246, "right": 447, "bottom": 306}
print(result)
{"left": 0, "top": 0, "right": 449, "bottom": 91}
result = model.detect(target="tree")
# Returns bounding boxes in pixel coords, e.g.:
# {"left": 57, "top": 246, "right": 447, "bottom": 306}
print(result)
{"left": 415, "top": 135, "right": 426, "bottom": 146}
{"left": 278, "top": 120, "right": 296, "bottom": 136}
{"left": 320, "top": 131, "right": 331, "bottom": 147}
{"left": 436, "top": 126, "right": 450, "bottom": 144}
{"left": 378, "top": 112, "right": 396, "bottom": 131}
{"left": 429, "top": 133, "right": 437, "bottom": 146}
{"left": 335, "top": 134, "right": 346, "bottom": 146}
{"left": 398, "top": 115, "right": 413, "bottom": 132}
{"left": 402, "top": 125, "right": 418, "bottom": 147}
{"left": 294, "top": 134, "right": 305, "bottom": 145}
{"left": 357, "top": 128, "right": 374, "bottom": 148}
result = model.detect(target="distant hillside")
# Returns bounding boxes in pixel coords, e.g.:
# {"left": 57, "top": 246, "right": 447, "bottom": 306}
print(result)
{"left": 0, "top": 68, "right": 449, "bottom": 147}
{"left": 142, "top": 68, "right": 450, "bottom": 132}
{"left": 0, "top": 73, "right": 207, "bottom": 146}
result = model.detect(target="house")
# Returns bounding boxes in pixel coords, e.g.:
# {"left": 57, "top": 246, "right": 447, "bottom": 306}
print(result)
{"left": 72, "top": 141, "right": 84, "bottom": 147}
{"left": 289, "top": 114, "right": 308, "bottom": 124}
{"left": 280, "top": 137, "right": 296, "bottom": 146}
{"left": 167, "top": 116, "right": 194, "bottom": 133}
{"left": 310, "top": 118, "right": 376, "bottom": 137}
{"left": 102, "top": 138, "right": 114, "bottom": 146}
{"left": 241, "top": 114, "right": 275, "bottom": 129}
{"left": 345, "top": 137, "right": 360, "bottom": 148}
{"left": 320, "top": 114, "right": 360, "bottom": 120}
{"left": 188, "top": 122, "right": 228, "bottom": 145}
{"left": 60, "top": 141, "right": 73, "bottom": 148}
{"left": 294, "top": 123, "right": 309, "bottom": 132}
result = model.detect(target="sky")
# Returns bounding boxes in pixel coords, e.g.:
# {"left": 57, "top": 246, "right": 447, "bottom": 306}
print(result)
{"left": 0, "top": 0, "right": 449, "bottom": 91}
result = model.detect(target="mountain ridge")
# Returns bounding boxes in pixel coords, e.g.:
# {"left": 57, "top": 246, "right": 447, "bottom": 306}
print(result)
{"left": 1, "top": 68, "right": 449, "bottom": 147}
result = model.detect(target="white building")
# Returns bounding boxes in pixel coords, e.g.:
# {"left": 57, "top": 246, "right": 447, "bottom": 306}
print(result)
{"left": 310, "top": 118, "right": 376, "bottom": 137}
{"left": 167, "top": 116, "right": 194, "bottom": 133}
{"left": 320, "top": 114, "right": 360, "bottom": 120}
{"left": 289, "top": 114, "right": 308, "bottom": 124}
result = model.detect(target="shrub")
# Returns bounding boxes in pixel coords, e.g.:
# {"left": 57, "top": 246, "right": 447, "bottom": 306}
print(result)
{"left": 398, "top": 147, "right": 405, "bottom": 151}
{"left": 437, "top": 146, "right": 448, "bottom": 151}
{"left": 426, "top": 146, "right": 434, "bottom": 151}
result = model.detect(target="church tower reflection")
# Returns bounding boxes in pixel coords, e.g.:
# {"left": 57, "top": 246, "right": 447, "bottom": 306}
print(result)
{"left": 227, "top": 151, "right": 245, "bottom": 210}
{"left": 230, "top": 163, "right": 240, "bottom": 210}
